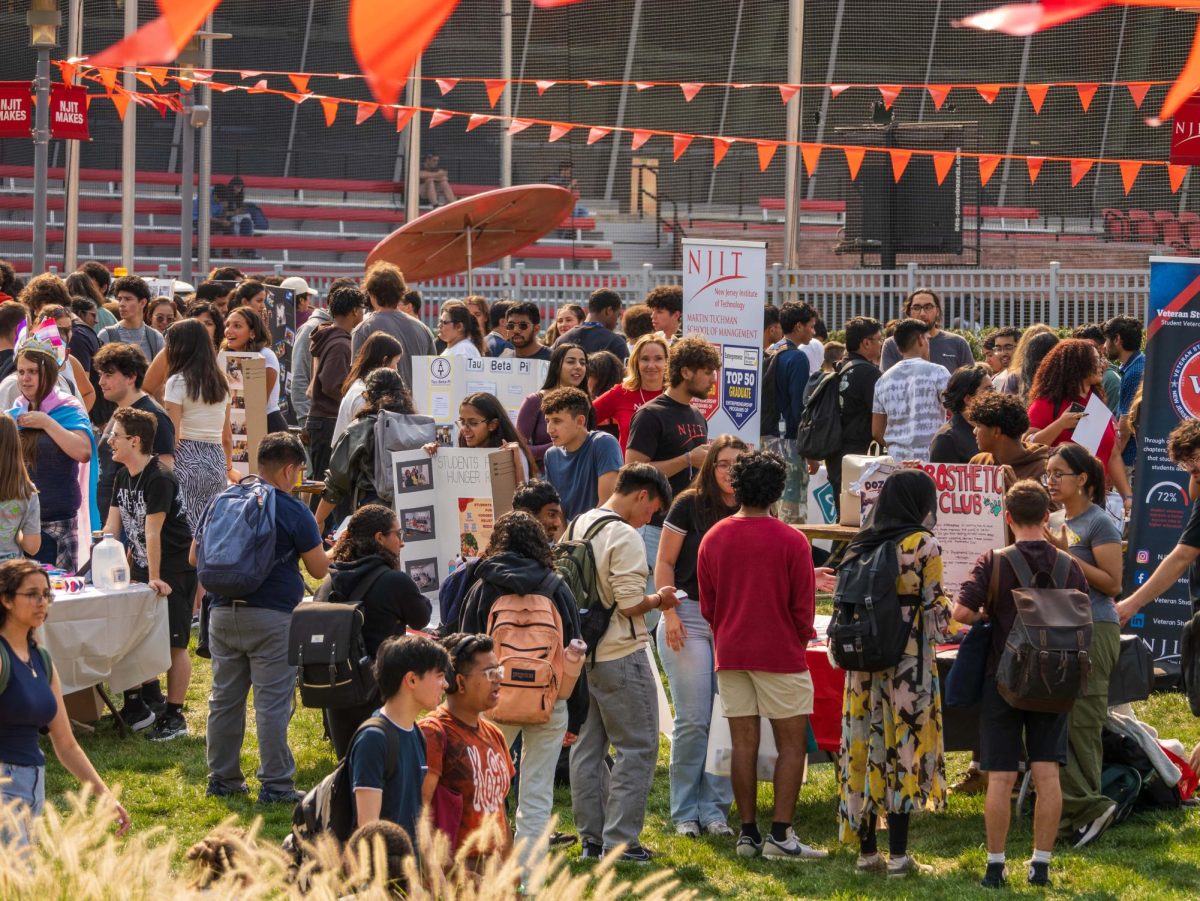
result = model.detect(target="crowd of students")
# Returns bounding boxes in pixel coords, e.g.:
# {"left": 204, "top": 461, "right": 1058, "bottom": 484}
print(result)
{"left": 0, "top": 267, "right": 1197, "bottom": 894}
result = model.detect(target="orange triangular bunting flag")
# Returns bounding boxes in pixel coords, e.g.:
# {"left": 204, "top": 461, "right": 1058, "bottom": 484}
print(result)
{"left": 587, "top": 126, "right": 612, "bottom": 145}
{"left": 536, "top": 79, "right": 556, "bottom": 96}
{"left": 548, "top": 124, "right": 571, "bottom": 142}
{"left": 1070, "top": 158, "right": 1094, "bottom": 187}
{"left": 111, "top": 91, "right": 130, "bottom": 121}
{"left": 801, "top": 143, "right": 821, "bottom": 176}
{"left": 1027, "top": 156, "right": 1045, "bottom": 184}
{"left": 98, "top": 68, "right": 117, "bottom": 94}
{"left": 890, "top": 149, "right": 913, "bottom": 182}
{"left": 635, "top": 82, "right": 653, "bottom": 91}
{"left": 879, "top": 85, "right": 902, "bottom": 109}
{"left": 508, "top": 118, "right": 532, "bottom": 135}
{"left": 436, "top": 77, "right": 458, "bottom": 96}
{"left": 136, "top": 72, "right": 156, "bottom": 90}
{"left": 1120, "top": 160, "right": 1142, "bottom": 194}
{"left": 281, "top": 91, "right": 306, "bottom": 104}
{"left": 484, "top": 79, "right": 506, "bottom": 108}
{"left": 979, "top": 155, "right": 1001, "bottom": 187}
{"left": 779, "top": 84, "right": 800, "bottom": 104}
{"left": 829, "top": 84, "right": 849, "bottom": 98}
{"left": 429, "top": 108, "right": 452, "bottom": 128}
{"left": 933, "top": 152, "right": 955, "bottom": 185}
{"left": 466, "top": 113, "right": 490, "bottom": 132}
{"left": 680, "top": 82, "right": 703, "bottom": 103}
{"left": 193, "top": 69, "right": 213, "bottom": 81}
{"left": 1127, "top": 82, "right": 1152, "bottom": 109}
{"left": 712, "top": 137, "right": 732, "bottom": 168}
{"left": 394, "top": 106, "right": 416, "bottom": 132}
{"left": 673, "top": 134, "right": 694, "bottom": 161}
{"left": 585, "top": 80, "right": 602, "bottom": 89}
{"left": 844, "top": 147, "right": 865, "bottom": 180}
{"left": 176, "top": 76, "right": 194, "bottom": 91}
{"left": 145, "top": 66, "right": 167, "bottom": 85}
{"left": 757, "top": 141, "right": 778, "bottom": 172}
{"left": 320, "top": 97, "right": 338, "bottom": 127}
{"left": 1076, "top": 83, "right": 1098, "bottom": 112}
{"left": 289, "top": 74, "right": 311, "bottom": 94}
{"left": 631, "top": 129, "right": 652, "bottom": 150}
{"left": 58, "top": 61, "right": 77, "bottom": 86}
{"left": 1026, "top": 84, "right": 1049, "bottom": 114}
{"left": 240, "top": 71, "right": 262, "bottom": 80}
{"left": 977, "top": 84, "right": 1001, "bottom": 104}
{"left": 208, "top": 81, "right": 235, "bottom": 93}
{"left": 356, "top": 102, "right": 378, "bottom": 125}
{"left": 927, "top": 85, "right": 951, "bottom": 111}
{"left": 1170, "top": 164, "right": 1189, "bottom": 193}
{"left": 249, "top": 79, "right": 269, "bottom": 94}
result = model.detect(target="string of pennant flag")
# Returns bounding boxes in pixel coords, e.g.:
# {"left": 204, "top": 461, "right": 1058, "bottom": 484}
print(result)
{"left": 61, "top": 63, "right": 1190, "bottom": 195}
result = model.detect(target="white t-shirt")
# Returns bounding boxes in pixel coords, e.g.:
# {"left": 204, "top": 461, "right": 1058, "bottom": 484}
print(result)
{"left": 870, "top": 357, "right": 950, "bottom": 462}
{"left": 164, "top": 373, "right": 228, "bottom": 443}
{"left": 333, "top": 378, "right": 366, "bottom": 444}
{"left": 803, "top": 339, "right": 824, "bottom": 372}
{"left": 261, "top": 346, "right": 281, "bottom": 413}
{"left": 441, "top": 340, "right": 481, "bottom": 360}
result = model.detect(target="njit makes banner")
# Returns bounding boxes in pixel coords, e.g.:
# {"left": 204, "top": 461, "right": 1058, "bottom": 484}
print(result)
{"left": 681, "top": 238, "right": 766, "bottom": 445}
{"left": 49, "top": 84, "right": 88, "bottom": 141}
{"left": 1170, "top": 95, "right": 1200, "bottom": 166}
{"left": 1123, "top": 256, "right": 1200, "bottom": 664}
{"left": 0, "top": 82, "right": 30, "bottom": 138}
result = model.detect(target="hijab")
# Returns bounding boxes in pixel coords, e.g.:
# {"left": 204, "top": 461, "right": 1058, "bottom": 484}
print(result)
{"left": 843, "top": 468, "right": 938, "bottom": 566}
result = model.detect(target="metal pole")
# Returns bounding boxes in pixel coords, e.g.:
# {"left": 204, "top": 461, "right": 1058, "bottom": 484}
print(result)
{"left": 404, "top": 59, "right": 422, "bottom": 224}
{"left": 63, "top": 0, "right": 82, "bottom": 272}
{"left": 198, "top": 16, "right": 213, "bottom": 276}
{"left": 284, "top": 0, "right": 315, "bottom": 178}
{"left": 501, "top": 0, "right": 512, "bottom": 190}
{"left": 783, "top": 0, "right": 804, "bottom": 270}
{"left": 466, "top": 222, "right": 474, "bottom": 295}
{"left": 180, "top": 87, "right": 195, "bottom": 286}
{"left": 603, "top": 0, "right": 643, "bottom": 201}
{"left": 1091, "top": 6, "right": 1129, "bottom": 213}
{"left": 915, "top": 0, "right": 942, "bottom": 123}
{"left": 121, "top": 0, "right": 137, "bottom": 272}
{"left": 996, "top": 35, "right": 1031, "bottom": 208}
{"left": 31, "top": 48, "right": 50, "bottom": 275}
{"left": 707, "top": 0, "right": 744, "bottom": 205}
{"left": 806, "top": 0, "right": 844, "bottom": 200}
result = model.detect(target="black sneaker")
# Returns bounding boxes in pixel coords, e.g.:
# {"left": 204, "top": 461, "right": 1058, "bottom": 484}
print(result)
{"left": 206, "top": 780, "right": 249, "bottom": 798}
{"left": 981, "top": 862, "right": 1008, "bottom": 889}
{"left": 579, "top": 839, "right": 604, "bottom": 860}
{"left": 608, "top": 844, "right": 654, "bottom": 864}
{"left": 149, "top": 711, "right": 188, "bottom": 742}
{"left": 258, "top": 788, "right": 304, "bottom": 805}
{"left": 1027, "top": 859, "right": 1051, "bottom": 887}
{"left": 119, "top": 699, "right": 156, "bottom": 732}
{"left": 144, "top": 697, "right": 168, "bottom": 719}
{"left": 549, "top": 831, "right": 578, "bottom": 848}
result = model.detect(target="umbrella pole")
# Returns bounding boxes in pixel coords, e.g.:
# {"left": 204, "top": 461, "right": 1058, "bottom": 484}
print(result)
{"left": 465, "top": 223, "right": 474, "bottom": 295}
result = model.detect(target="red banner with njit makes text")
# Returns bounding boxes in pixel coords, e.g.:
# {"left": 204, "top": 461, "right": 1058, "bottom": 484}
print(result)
{"left": 0, "top": 81, "right": 30, "bottom": 138}
{"left": 50, "top": 84, "right": 88, "bottom": 141}
{"left": 1170, "top": 95, "right": 1200, "bottom": 166}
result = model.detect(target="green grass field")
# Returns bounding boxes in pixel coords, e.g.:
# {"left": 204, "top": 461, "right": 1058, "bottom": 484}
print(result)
{"left": 42, "top": 639, "right": 1200, "bottom": 900}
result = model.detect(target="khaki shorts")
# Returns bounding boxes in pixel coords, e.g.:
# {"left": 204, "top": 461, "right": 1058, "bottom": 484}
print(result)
{"left": 717, "top": 669, "right": 814, "bottom": 720}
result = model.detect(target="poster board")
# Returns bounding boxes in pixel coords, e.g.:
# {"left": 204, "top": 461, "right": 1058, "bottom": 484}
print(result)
{"left": 1123, "top": 256, "right": 1200, "bottom": 664}
{"left": 147, "top": 278, "right": 175, "bottom": 301}
{"left": 391, "top": 446, "right": 521, "bottom": 613}
{"left": 220, "top": 352, "right": 267, "bottom": 477}
{"left": 264, "top": 285, "right": 297, "bottom": 426}
{"left": 410, "top": 355, "right": 548, "bottom": 445}
{"left": 681, "top": 238, "right": 766, "bottom": 445}
{"left": 859, "top": 463, "right": 1006, "bottom": 598}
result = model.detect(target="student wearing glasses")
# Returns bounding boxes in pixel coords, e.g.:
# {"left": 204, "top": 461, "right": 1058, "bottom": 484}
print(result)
{"left": 437, "top": 301, "right": 485, "bottom": 359}
{"left": 880, "top": 289, "right": 974, "bottom": 376}
{"left": 0, "top": 559, "right": 131, "bottom": 846}
{"left": 423, "top": 392, "right": 537, "bottom": 481}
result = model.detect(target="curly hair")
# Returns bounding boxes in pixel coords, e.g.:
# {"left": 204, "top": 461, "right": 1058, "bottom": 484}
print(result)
{"left": 941, "top": 363, "right": 994, "bottom": 415}
{"left": 0, "top": 559, "right": 50, "bottom": 644}
{"left": 343, "top": 820, "right": 414, "bottom": 893}
{"left": 667, "top": 335, "right": 720, "bottom": 387}
{"left": 540, "top": 385, "right": 591, "bottom": 419}
{"left": 1168, "top": 419, "right": 1200, "bottom": 464}
{"left": 186, "top": 826, "right": 253, "bottom": 890}
{"left": 967, "top": 392, "right": 1029, "bottom": 439}
{"left": 483, "top": 509, "right": 553, "bottom": 569}
{"left": 331, "top": 504, "right": 400, "bottom": 569}
{"left": 357, "top": 368, "right": 416, "bottom": 417}
{"left": 643, "top": 284, "right": 682, "bottom": 315}
{"left": 1028, "top": 338, "right": 1102, "bottom": 409}
{"left": 730, "top": 449, "right": 787, "bottom": 509}
{"left": 19, "top": 273, "right": 72, "bottom": 317}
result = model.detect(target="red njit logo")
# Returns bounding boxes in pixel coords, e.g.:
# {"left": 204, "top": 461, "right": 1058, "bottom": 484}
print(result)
{"left": 1171, "top": 95, "right": 1200, "bottom": 166}
{"left": 1170, "top": 341, "right": 1200, "bottom": 420}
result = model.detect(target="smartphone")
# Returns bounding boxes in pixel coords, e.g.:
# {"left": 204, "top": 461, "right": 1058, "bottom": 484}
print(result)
{"left": 1068, "top": 402, "right": 1086, "bottom": 414}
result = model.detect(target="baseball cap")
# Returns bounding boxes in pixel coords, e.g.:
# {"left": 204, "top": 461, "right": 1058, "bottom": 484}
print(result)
{"left": 280, "top": 276, "right": 314, "bottom": 297}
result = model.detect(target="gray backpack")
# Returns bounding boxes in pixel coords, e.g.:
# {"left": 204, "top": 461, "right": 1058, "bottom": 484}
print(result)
{"left": 372, "top": 410, "right": 436, "bottom": 503}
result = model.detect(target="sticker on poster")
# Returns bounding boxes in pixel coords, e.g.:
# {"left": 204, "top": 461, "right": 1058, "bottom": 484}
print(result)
{"left": 721, "top": 345, "right": 759, "bottom": 429}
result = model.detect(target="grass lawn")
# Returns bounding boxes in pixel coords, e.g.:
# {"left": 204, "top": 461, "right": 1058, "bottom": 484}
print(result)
{"left": 43, "top": 636, "right": 1200, "bottom": 899}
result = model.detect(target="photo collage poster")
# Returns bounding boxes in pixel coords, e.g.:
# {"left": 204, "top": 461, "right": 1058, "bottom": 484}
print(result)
{"left": 264, "top": 286, "right": 297, "bottom": 426}
{"left": 219, "top": 352, "right": 267, "bottom": 477}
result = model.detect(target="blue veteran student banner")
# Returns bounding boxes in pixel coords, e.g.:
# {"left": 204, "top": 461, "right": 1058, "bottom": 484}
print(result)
{"left": 1124, "top": 256, "right": 1200, "bottom": 663}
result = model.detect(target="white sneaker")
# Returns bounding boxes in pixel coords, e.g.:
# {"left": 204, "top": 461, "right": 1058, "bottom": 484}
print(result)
{"left": 762, "top": 828, "right": 828, "bottom": 860}
{"left": 703, "top": 820, "right": 735, "bottom": 836}
{"left": 675, "top": 821, "right": 701, "bottom": 838}
{"left": 1073, "top": 802, "right": 1117, "bottom": 848}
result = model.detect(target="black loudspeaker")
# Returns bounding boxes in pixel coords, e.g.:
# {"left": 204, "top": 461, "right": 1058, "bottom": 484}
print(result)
{"left": 837, "top": 123, "right": 970, "bottom": 255}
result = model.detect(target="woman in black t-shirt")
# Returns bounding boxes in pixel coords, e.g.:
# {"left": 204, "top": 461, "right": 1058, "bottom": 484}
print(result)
{"left": 655, "top": 435, "right": 748, "bottom": 837}
{"left": 930, "top": 363, "right": 993, "bottom": 464}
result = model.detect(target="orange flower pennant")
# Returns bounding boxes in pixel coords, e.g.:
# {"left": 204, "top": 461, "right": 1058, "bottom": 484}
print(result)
{"left": 289, "top": 74, "right": 311, "bottom": 94}
{"left": 1026, "top": 156, "right": 1045, "bottom": 184}
{"left": 1170, "top": 164, "right": 1189, "bottom": 193}
{"left": 801, "top": 143, "right": 821, "bottom": 176}
{"left": 320, "top": 97, "right": 339, "bottom": 126}
{"left": 927, "top": 85, "right": 951, "bottom": 111}
{"left": 1075, "top": 83, "right": 1098, "bottom": 112}
{"left": 484, "top": 79, "right": 506, "bottom": 108}
{"left": 879, "top": 85, "right": 902, "bottom": 109}
{"left": 978, "top": 155, "right": 1001, "bottom": 187}
{"left": 976, "top": 84, "right": 1001, "bottom": 104}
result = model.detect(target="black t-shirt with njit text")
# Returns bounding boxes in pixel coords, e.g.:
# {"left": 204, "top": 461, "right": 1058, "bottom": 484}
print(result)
{"left": 626, "top": 394, "right": 708, "bottom": 528}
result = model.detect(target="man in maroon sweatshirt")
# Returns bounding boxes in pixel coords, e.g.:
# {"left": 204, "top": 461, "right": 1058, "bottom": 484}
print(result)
{"left": 306, "top": 286, "right": 365, "bottom": 506}
{"left": 698, "top": 449, "right": 826, "bottom": 862}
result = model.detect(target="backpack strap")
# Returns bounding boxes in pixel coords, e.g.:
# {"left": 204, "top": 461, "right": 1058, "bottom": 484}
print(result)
{"left": 581, "top": 514, "right": 623, "bottom": 542}
{"left": 0, "top": 641, "right": 7, "bottom": 696}
{"left": 1049, "top": 549, "right": 1073, "bottom": 588}
{"left": 347, "top": 715, "right": 402, "bottom": 781}
{"left": 1000, "top": 545, "right": 1036, "bottom": 588}
{"left": 36, "top": 646, "right": 52, "bottom": 681}
{"left": 341, "top": 566, "right": 389, "bottom": 609}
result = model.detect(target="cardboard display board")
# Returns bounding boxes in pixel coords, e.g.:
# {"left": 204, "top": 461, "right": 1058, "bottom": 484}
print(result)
{"left": 410, "top": 355, "right": 549, "bottom": 445}
{"left": 859, "top": 463, "right": 1006, "bottom": 598}
{"left": 147, "top": 278, "right": 175, "bottom": 301}
{"left": 220, "top": 352, "right": 267, "bottom": 476}
{"left": 264, "top": 285, "right": 297, "bottom": 426}
{"left": 681, "top": 238, "right": 767, "bottom": 445}
{"left": 391, "top": 446, "right": 521, "bottom": 612}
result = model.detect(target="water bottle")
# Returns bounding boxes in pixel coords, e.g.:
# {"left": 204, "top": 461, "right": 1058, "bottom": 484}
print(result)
{"left": 561, "top": 638, "right": 587, "bottom": 699}
{"left": 91, "top": 534, "right": 130, "bottom": 591}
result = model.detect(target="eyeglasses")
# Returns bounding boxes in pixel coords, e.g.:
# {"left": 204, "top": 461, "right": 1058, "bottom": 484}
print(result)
{"left": 456, "top": 417, "right": 489, "bottom": 428}
{"left": 438, "top": 318, "right": 455, "bottom": 327}
{"left": 909, "top": 302, "right": 938, "bottom": 313}
{"left": 715, "top": 461, "right": 734, "bottom": 472}
{"left": 15, "top": 590, "right": 54, "bottom": 603}
{"left": 1042, "top": 470, "right": 1077, "bottom": 484}
{"left": 506, "top": 320, "right": 534, "bottom": 331}
{"left": 464, "top": 665, "right": 504, "bottom": 682}
{"left": 110, "top": 432, "right": 133, "bottom": 442}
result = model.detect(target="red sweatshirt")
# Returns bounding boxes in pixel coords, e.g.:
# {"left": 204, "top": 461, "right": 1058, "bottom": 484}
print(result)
{"left": 697, "top": 515, "right": 815, "bottom": 673}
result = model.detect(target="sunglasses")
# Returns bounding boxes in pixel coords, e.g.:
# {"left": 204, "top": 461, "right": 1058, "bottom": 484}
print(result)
{"left": 506, "top": 320, "right": 534, "bottom": 331}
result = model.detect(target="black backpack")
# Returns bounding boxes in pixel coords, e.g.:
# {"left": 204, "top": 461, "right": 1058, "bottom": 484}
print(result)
{"left": 552, "top": 513, "right": 624, "bottom": 661}
{"left": 759, "top": 342, "right": 793, "bottom": 438}
{"left": 288, "top": 567, "right": 387, "bottom": 709}
{"left": 437, "top": 558, "right": 481, "bottom": 637}
{"left": 1101, "top": 727, "right": 1182, "bottom": 812}
{"left": 291, "top": 716, "right": 399, "bottom": 848}
{"left": 1180, "top": 609, "right": 1200, "bottom": 716}
{"left": 796, "top": 358, "right": 866, "bottom": 461}
{"left": 828, "top": 539, "right": 918, "bottom": 673}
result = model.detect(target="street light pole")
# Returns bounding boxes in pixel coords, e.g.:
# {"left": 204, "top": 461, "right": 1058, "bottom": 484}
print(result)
{"left": 28, "top": 0, "right": 60, "bottom": 276}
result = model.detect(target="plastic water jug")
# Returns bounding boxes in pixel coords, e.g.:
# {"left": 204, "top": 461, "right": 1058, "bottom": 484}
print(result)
{"left": 91, "top": 534, "right": 130, "bottom": 591}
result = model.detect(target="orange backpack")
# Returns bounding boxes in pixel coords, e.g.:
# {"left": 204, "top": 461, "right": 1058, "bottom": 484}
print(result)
{"left": 485, "top": 575, "right": 576, "bottom": 725}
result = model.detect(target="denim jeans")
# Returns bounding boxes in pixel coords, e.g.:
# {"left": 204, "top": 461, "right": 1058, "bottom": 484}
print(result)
{"left": 206, "top": 605, "right": 297, "bottom": 795}
{"left": 498, "top": 699, "right": 569, "bottom": 873}
{"left": 639, "top": 523, "right": 663, "bottom": 634}
{"left": 656, "top": 601, "right": 732, "bottom": 826}
{"left": 0, "top": 761, "right": 44, "bottom": 847}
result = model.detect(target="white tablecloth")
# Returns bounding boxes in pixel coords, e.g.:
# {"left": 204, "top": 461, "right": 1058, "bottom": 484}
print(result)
{"left": 39, "top": 584, "right": 170, "bottom": 695}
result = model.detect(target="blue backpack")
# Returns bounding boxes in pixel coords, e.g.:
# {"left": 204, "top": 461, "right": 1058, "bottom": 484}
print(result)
{"left": 196, "top": 476, "right": 284, "bottom": 599}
